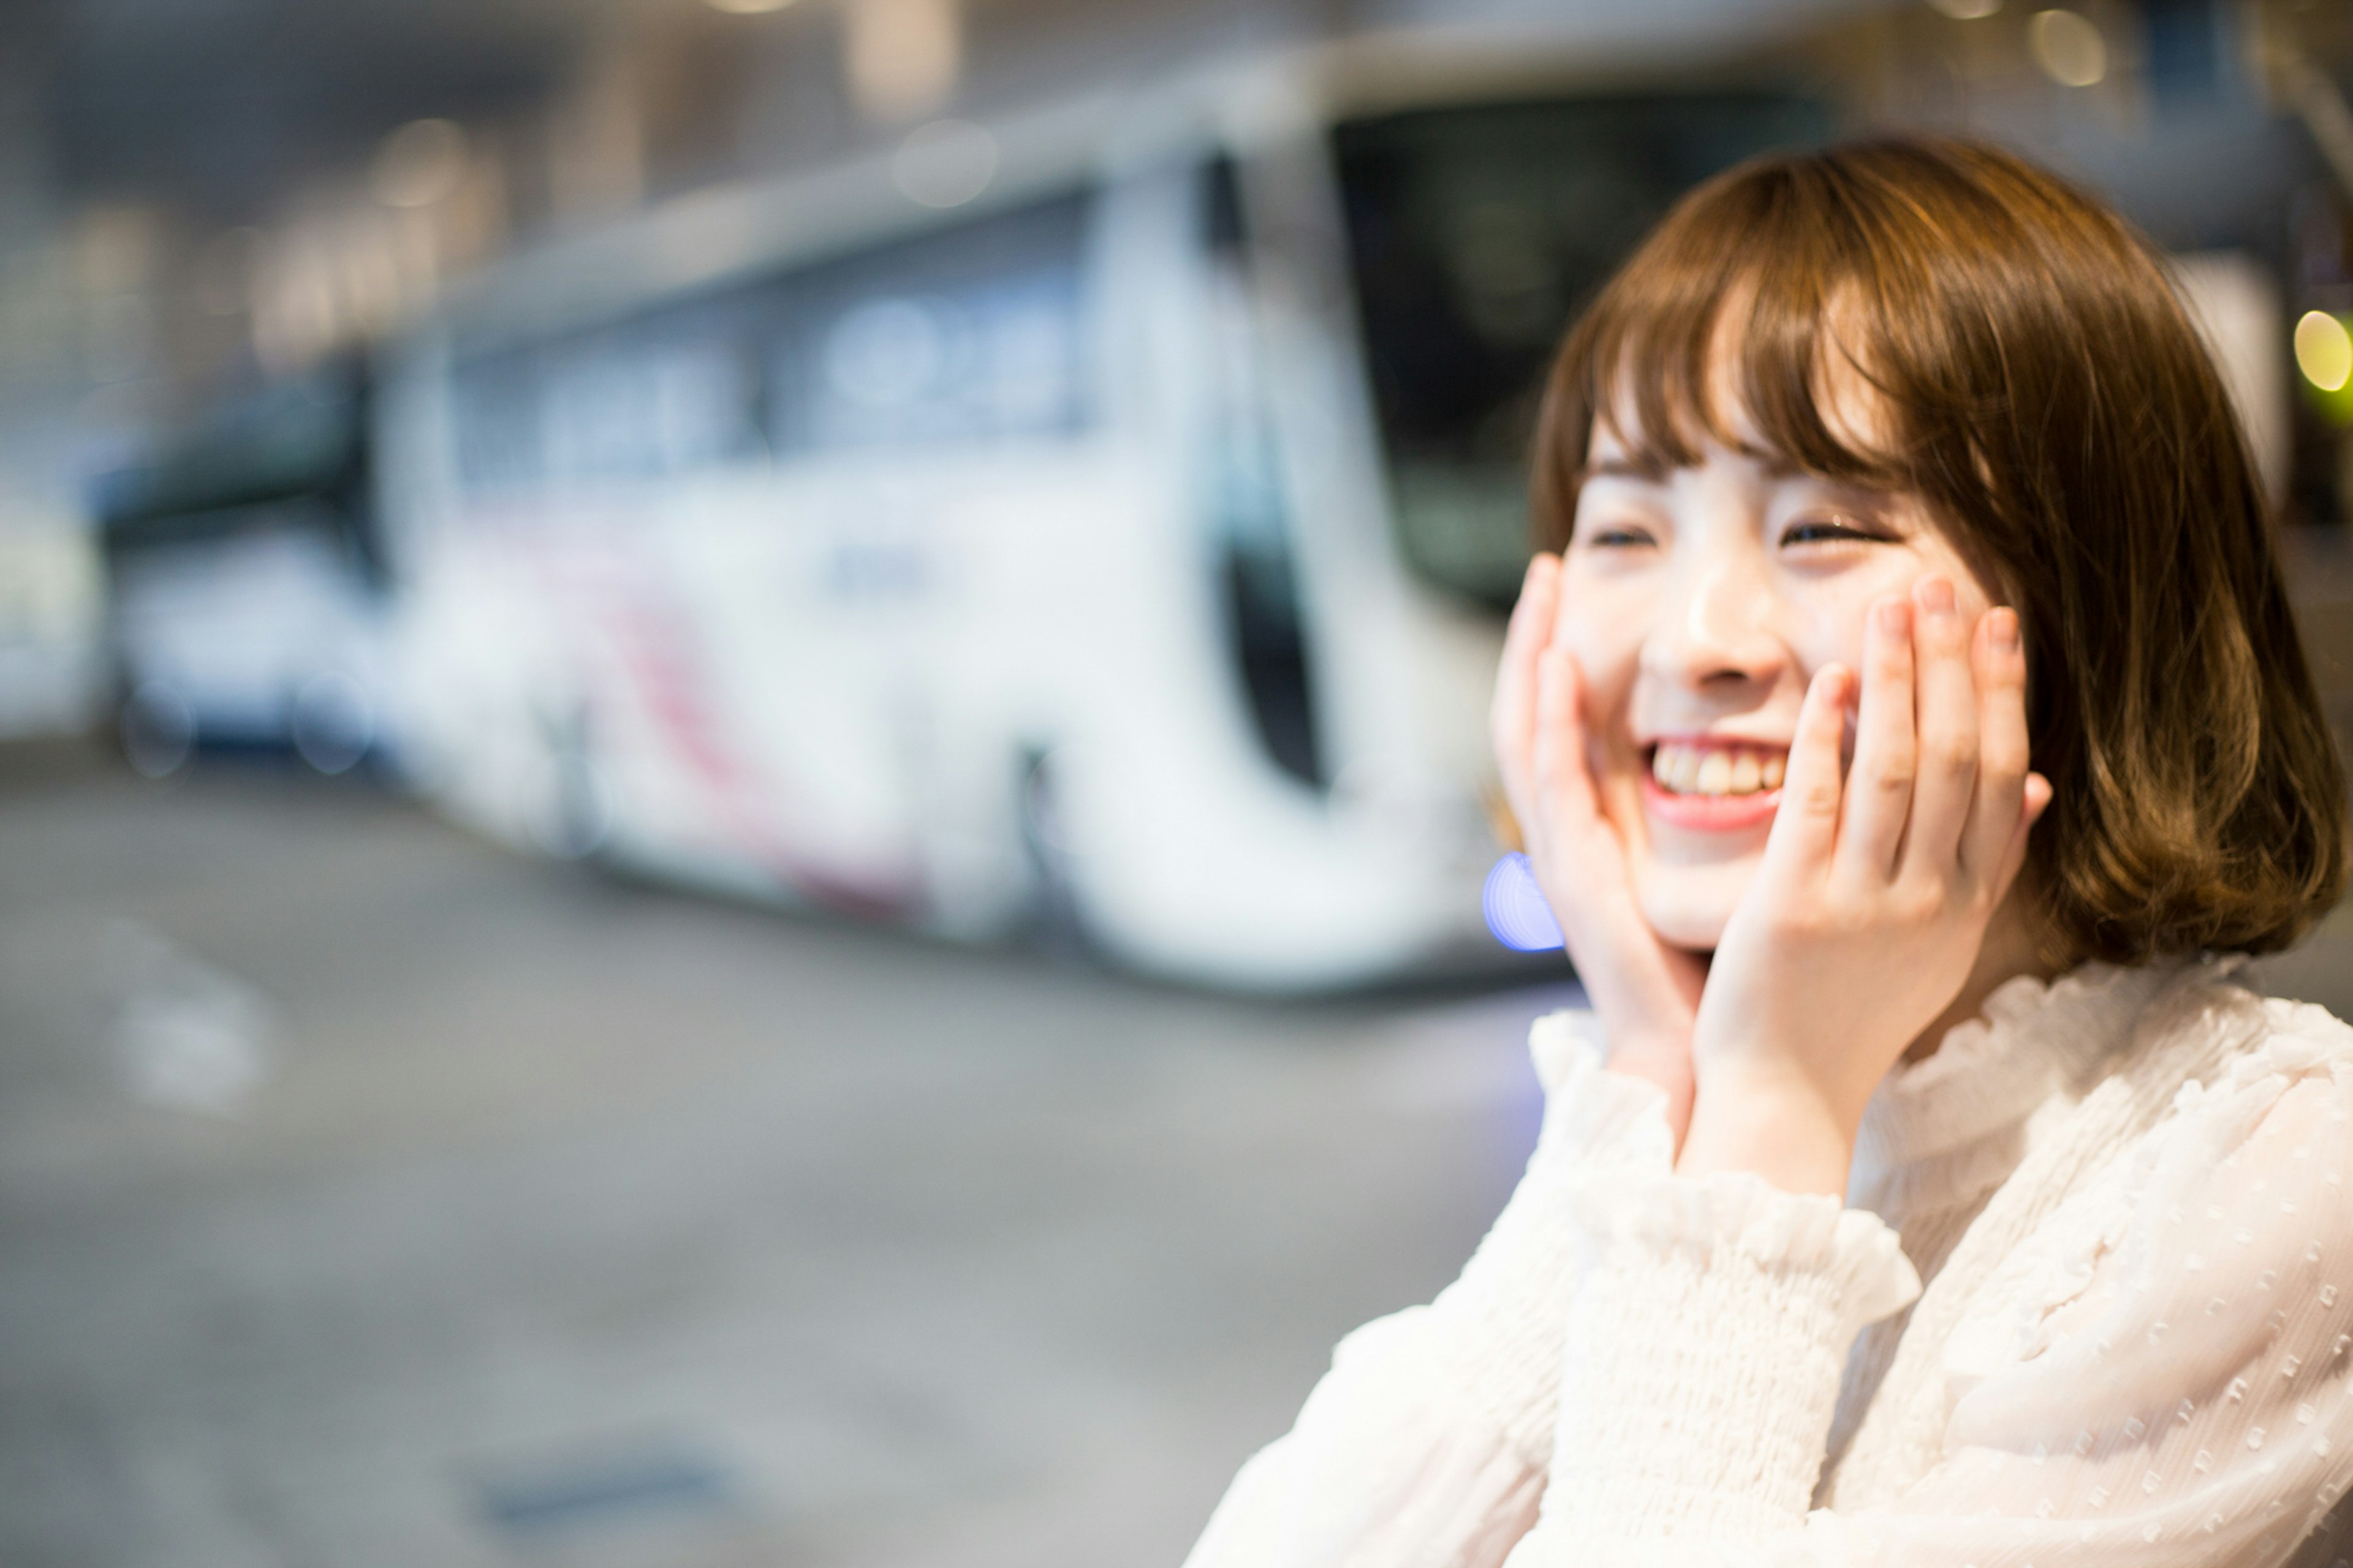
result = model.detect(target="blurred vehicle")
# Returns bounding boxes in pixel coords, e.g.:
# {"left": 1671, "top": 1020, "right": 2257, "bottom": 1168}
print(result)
{"left": 374, "top": 46, "right": 1832, "bottom": 989}
{"left": 94, "top": 367, "right": 393, "bottom": 778}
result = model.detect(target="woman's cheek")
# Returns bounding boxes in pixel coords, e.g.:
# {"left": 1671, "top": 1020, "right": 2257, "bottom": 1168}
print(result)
{"left": 1787, "top": 578, "right": 1882, "bottom": 679}
{"left": 1794, "top": 546, "right": 1990, "bottom": 672}
{"left": 1555, "top": 598, "right": 1649, "bottom": 813}
{"left": 1551, "top": 582, "right": 1648, "bottom": 701}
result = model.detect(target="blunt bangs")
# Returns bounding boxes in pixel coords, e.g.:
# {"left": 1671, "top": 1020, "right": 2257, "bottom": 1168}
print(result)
{"left": 1569, "top": 170, "right": 1911, "bottom": 499}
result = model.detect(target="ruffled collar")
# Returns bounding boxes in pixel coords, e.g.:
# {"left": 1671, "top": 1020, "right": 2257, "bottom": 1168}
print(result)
{"left": 1850, "top": 956, "right": 2228, "bottom": 1179}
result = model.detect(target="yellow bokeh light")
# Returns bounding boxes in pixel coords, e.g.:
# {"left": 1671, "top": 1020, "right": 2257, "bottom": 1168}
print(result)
{"left": 2296, "top": 310, "right": 2353, "bottom": 393}
{"left": 2028, "top": 9, "right": 2107, "bottom": 87}
{"left": 708, "top": 0, "right": 794, "bottom": 13}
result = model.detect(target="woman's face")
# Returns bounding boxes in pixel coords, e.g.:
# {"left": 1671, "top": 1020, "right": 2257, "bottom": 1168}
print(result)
{"left": 1558, "top": 395, "right": 2000, "bottom": 951}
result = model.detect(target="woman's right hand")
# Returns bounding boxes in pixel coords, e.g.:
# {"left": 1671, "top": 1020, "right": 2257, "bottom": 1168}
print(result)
{"left": 1492, "top": 553, "right": 1705, "bottom": 1144}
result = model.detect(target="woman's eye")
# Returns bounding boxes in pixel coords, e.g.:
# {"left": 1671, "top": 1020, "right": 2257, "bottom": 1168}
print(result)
{"left": 1779, "top": 517, "right": 1889, "bottom": 548}
{"left": 1581, "top": 524, "right": 1657, "bottom": 550}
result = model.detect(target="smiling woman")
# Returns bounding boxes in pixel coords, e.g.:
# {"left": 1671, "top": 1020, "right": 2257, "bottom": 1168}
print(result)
{"left": 1184, "top": 137, "right": 2353, "bottom": 1568}
{"left": 1534, "top": 138, "right": 2346, "bottom": 974}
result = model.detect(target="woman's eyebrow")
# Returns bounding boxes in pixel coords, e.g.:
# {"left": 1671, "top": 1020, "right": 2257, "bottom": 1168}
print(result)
{"left": 1581, "top": 454, "right": 1669, "bottom": 483}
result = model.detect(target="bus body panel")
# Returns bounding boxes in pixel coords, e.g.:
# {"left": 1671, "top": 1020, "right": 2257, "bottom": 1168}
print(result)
{"left": 376, "top": 58, "right": 1834, "bottom": 988}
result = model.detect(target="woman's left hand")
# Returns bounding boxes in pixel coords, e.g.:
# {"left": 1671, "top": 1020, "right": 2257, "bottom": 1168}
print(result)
{"left": 1677, "top": 576, "right": 2052, "bottom": 1197}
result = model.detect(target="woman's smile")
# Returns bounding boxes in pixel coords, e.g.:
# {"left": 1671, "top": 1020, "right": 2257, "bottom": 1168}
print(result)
{"left": 1639, "top": 738, "right": 1787, "bottom": 831}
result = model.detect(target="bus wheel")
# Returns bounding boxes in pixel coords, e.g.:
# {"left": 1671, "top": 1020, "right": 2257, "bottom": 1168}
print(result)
{"left": 531, "top": 703, "right": 613, "bottom": 863}
{"left": 290, "top": 672, "right": 376, "bottom": 776}
{"left": 119, "top": 681, "right": 195, "bottom": 780}
{"left": 1019, "top": 749, "right": 1091, "bottom": 966}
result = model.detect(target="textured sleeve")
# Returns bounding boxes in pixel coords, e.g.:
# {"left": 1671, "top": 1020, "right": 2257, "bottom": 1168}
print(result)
{"left": 1184, "top": 1009, "right": 1678, "bottom": 1568}
{"left": 1502, "top": 999, "right": 2353, "bottom": 1568}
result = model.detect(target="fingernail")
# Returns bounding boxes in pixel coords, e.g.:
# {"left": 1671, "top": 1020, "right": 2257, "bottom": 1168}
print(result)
{"left": 1990, "top": 607, "right": 2020, "bottom": 653}
{"left": 1877, "top": 599, "right": 1911, "bottom": 637}
{"left": 1916, "top": 576, "right": 1955, "bottom": 617}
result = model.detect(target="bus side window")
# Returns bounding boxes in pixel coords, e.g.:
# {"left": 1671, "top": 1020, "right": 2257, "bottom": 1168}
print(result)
{"left": 767, "top": 192, "right": 1091, "bottom": 458}
{"left": 446, "top": 197, "right": 1089, "bottom": 506}
{"left": 1200, "top": 156, "right": 1322, "bottom": 791}
{"left": 451, "top": 292, "right": 767, "bottom": 503}
{"left": 540, "top": 303, "right": 767, "bottom": 484}
{"left": 450, "top": 347, "right": 546, "bottom": 499}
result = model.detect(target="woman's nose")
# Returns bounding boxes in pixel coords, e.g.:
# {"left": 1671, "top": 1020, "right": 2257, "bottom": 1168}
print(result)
{"left": 1642, "top": 554, "right": 1788, "bottom": 690}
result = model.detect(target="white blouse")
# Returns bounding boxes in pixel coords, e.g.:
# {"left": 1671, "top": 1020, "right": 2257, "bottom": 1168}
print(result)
{"left": 1184, "top": 956, "right": 2353, "bottom": 1567}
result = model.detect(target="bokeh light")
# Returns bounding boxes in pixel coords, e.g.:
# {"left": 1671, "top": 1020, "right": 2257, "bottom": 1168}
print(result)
{"left": 2027, "top": 9, "right": 2107, "bottom": 88}
{"left": 2297, "top": 310, "right": 2353, "bottom": 393}
{"left": 1482, "top": 853, "right": 1564, "bottom": 952}
{"left": 892, "top": 119, "right": 997, "bottom": 208}
{"left": 370, "top": 119, "right": 468, "bottom": 210}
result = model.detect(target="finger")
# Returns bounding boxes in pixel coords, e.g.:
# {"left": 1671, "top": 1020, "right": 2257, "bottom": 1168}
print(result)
{"left": 1960, "top": 606, "right": 2031, "bottom": 883}
{"left": 1987, "top": 771, "right": 2051, "bottom": 907}
{"left": 1491, "top": 555, "right": 1558, "bottom": 759}
{"left": 1898, "top": 576, "right": 1980, "bottom": 880}
{"left": 1530, "top": 647, "right": 1601, "bottom": 832}
{"left": 1491, "top": 555, "right": 1563, "bottom": 821}
{"left": 1761, "top": 662, "right": 1851, "bottom": 880}
{"left": 1838, "top": 596, "right": 1918, "bottom": 882}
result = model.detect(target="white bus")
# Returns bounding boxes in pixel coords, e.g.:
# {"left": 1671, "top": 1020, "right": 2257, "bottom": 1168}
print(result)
{"left": 374, "top": 49, "right": 1833, "bottom": 990}
{"left": 97, "top": 366, "right": 394, "bottom": 778}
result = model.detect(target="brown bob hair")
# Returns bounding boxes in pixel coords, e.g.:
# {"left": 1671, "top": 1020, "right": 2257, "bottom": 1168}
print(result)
{"left": 1530, "top": 135, "right": 2348, "bottom": 968}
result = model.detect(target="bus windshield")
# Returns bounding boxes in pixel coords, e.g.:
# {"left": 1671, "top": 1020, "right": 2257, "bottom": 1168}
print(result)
{"left": 1332, "top": 91, "right": 1833, "bottom": 610}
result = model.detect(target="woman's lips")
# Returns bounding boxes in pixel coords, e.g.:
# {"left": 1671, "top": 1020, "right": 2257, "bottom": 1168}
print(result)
{"left": 1637, "top": 744, "right": 1779, "bottom": 828}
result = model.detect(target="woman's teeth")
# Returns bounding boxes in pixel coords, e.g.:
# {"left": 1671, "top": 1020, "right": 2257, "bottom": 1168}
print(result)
{"left": 1650, "top": 743, "right": 1786, "bottom": 797}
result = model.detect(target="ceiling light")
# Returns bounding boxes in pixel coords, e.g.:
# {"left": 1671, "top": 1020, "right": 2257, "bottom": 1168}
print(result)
{"left": 846, "top": 0, "right": 960, "bottom": 123}
{"left": 2028, "top": 9, "right": 2108, "bottom": 87}
{"left": 372, "top": 119, "right": 468, "bottom": 208}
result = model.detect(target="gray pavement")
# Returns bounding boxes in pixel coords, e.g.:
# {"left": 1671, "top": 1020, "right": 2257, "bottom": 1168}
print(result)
{"left": 4, "top": 744, "right": 2347, "bottom": 1568}
{"left": 0, "top": 745, "right": 1571, "bottom": 1568}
